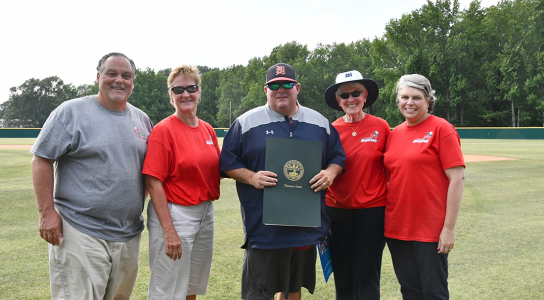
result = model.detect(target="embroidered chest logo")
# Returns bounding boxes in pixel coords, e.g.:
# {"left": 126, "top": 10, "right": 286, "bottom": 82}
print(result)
{"left": 413, "top": 132, "right": 433, "bottom": 143}
{"left": 276, "top": 66, "right": 286, "bottom": 75}
{"left": 284, "top": 160, "right": 304, "bottom": 181}
{"left": 134, "top": 127, "right": 147, "bottom": 141}
{"left": 206, "top": 134, "right": 214, "bottom": 145}
{"left": 266, "top": 130, "right": 274, "bottom": 135}
{"left": 360, "top": 130, "right": 379, "bottom": 143}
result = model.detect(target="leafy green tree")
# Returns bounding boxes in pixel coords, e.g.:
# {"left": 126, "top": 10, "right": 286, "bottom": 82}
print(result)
{"left": 521, "top": 0, "right": 544, "bottom": 126}
{"left": 447, "top": 0, "right": 493, "bottom": 126}
{"left": 0, "top": 101, "right": 9, "bottom": 120}
{"left": 369, "top": 37, "right": 406, "bottom": 127}
{"left": 385, "top": 0, "right": 461, "bottom": 123}
{"left": 303, "top": 43, "right": 353, "bottom": 121}
{"left": 478, "top": 0, "right": 543, "bottom": 126}
{"left": 351, "top": 39, "right": 388, "bottom": 119}
{"left": 489, "top": 1, "right": 526, "bottom": 126}
{"left": 130, "top": 68, "right": 172, "bottom": 125}
{"left": 216, "top": 65, "right": 246, "bottom": 127}
{"left": 264, "top": 41, "right": 310, "bottom": 67}
{"left": 3, "top": 77, "right": 78, "bottom": 127}
{"left": 238, "top": 57, "right": 267, "bottom": 117}
{"left": 197, "top": 65, "right": 217, "bottom": 75}
{"left": 199, "top": 68, "right": 221, "bottom": 127}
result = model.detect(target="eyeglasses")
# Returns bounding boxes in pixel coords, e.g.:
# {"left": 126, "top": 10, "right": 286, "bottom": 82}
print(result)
{"left": 170, "top": 85, "right": 199, "bottom": 94}
{"left": 339, "top": 91, "right": 365, "bottom": 99}
{"left": 267, "top": 82, "right": 296, "bottom": 91}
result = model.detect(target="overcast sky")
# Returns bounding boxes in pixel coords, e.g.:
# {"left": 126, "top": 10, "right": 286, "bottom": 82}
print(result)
{"left": 0, "top": 0, "right": 499, "bottom": 104}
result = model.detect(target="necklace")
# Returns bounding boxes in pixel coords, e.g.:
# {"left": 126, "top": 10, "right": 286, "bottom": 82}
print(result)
{"left": 344, "top": 113, "right": 365, "bottom": 136}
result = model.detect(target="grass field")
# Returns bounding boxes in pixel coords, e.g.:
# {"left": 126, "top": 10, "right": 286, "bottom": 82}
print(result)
{"left": 1, "top": 139, "right": 543, "bottom": 299}
{"left": 0, "top": 138, "right": 36, "bottom": 145}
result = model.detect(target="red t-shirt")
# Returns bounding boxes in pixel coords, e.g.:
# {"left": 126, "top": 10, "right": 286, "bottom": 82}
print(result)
{"left": 384, "top": 115, "right": 464, "bottom": 242}
{"left": 142, "top": 115, "right": 220, "bottom": 206}
{"left": 326, "top": 114, "right": 390, "bottom": 209}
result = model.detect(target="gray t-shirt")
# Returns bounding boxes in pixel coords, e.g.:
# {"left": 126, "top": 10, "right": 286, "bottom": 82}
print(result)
{"left": 31, "top": 96, "right": 153, "bottom": 242}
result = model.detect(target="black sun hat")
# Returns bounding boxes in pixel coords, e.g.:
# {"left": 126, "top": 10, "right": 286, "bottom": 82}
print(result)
{"left": 324, "top": 70, "right": 379, "bottom": 111}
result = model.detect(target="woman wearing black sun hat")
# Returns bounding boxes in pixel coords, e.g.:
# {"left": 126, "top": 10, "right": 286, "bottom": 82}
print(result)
{"left": 323, "top": 70, "right": 390, "bottom": 299}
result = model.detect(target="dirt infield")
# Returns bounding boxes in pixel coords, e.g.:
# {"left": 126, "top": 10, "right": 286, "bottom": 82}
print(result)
{"left": 463, "top": 154, "right": 517, "bottom": 162}
{"left": 0, "top": 145, "right": 518, "bottom": 162}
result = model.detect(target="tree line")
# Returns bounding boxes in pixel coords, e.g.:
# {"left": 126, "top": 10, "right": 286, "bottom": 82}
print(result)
{"left": 1, "top": 0, "right": 543, "bottom": 128}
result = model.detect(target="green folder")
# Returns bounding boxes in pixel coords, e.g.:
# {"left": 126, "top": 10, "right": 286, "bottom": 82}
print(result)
{"left": 263, "top": 137, "right": 323, "bottom": 227}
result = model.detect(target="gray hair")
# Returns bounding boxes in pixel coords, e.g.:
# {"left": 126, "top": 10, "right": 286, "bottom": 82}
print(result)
{"left": 395, "top": 74, "right": 436, "bottom": 113}
{"left": 96, "top": 52, "right": 136, "bottom": 79}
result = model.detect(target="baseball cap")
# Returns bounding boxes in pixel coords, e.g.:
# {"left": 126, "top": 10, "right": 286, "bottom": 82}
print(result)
{"left": 266, "top": 63, "right": 297, "bottom": 85}
{"left": 324, "top": 70, "right": 379, "bottom": 111}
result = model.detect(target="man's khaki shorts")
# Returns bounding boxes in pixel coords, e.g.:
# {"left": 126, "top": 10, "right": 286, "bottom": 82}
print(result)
{"left": 48, "top": 218, "right": 141, "bottom": 300}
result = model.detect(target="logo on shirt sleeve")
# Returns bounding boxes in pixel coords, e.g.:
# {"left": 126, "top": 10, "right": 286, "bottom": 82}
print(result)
{"left": 413, "top": 132, "right": 433, "bottom": 143}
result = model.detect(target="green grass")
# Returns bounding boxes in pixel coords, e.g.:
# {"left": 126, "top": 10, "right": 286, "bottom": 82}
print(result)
{"left": 1, "top": 139, "right": 543, "bottom": 299}
{"left": 0, "top": 138, "right": 36, "bottom": 145}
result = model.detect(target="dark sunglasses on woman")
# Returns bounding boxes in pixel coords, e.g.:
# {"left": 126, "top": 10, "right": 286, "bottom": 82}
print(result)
{"left": 339, "top": 91, "right": 365, "bottom": 99}
{"left": 170, "top": 85, "right": 199, "bottom": 94}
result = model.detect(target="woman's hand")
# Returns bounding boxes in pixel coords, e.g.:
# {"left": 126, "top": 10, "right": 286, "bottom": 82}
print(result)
{"left": 146, "top": 175, "right": 182, "bottom": 260}
{"left": 163, "top": 228, "right": 182, "bottom": 260}
{"left": 437, "top": 227, "right": 455, "bottom": 254}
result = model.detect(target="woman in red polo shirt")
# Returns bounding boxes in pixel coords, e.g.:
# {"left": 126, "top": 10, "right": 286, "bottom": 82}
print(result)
{"left": 142, "top": 65, "right": 220, "bottom": 300}
{"left": 384, "top": 74, "right": 465, "bottom": 299}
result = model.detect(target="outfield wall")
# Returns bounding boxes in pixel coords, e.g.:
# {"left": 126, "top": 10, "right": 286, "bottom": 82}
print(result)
{"left": 215, "top": 128, "right": 228, "bottom": 138}
{"left": 455, "top": 127, "right": 544, "bottom": 139}
{"left": 0, "top": 128, "right": 41, "bottom": 138}
{"left": 1, "top": 127, "right": 543, "bottom": 139}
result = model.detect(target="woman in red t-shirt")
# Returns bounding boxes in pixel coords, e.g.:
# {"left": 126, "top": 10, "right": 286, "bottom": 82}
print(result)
{"left": 142, "top": 65, "right": 220, "bottom": 300}
{"left": 384, "top": 74, "right": 465, "bottom": 299}
{"left": 323, "top": 70, "right": 390, "bottom": 299}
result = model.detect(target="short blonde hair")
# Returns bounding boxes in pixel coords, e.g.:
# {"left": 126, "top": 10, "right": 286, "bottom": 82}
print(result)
{"left": 396, "top": 74, "right": 437, "bottom": 113}
{"left": 167, "top": 65, "right": 201, "bottom": 88}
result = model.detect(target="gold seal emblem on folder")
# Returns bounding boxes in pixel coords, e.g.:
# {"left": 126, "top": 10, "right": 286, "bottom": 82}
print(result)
{"left": 283, "top": 160, "right": 304, "bottom": 181}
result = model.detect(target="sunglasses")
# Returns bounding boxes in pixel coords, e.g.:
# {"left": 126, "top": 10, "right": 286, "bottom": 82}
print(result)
{"left": 170, "top": 85, "right": 199, "bottom": 94}
{"left": 267, "top": 82, "right": 296, "bottom": 91}
{"left": 339, "top": 91, "right": 365, "bottom": 99}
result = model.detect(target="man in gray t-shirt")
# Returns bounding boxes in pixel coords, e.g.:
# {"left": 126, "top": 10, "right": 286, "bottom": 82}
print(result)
{"left": 31, "top": 52, "right": 153, "bottom": 299}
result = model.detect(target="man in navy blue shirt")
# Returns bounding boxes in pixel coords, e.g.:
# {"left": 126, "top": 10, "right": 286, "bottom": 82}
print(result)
{"left": 220, "top": 63, "right": 345, "bottom": 300}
